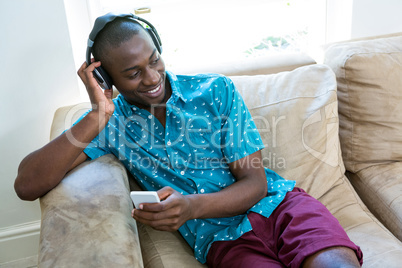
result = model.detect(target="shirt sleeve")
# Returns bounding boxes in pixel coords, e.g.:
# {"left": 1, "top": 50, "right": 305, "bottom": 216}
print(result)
{"left": 219, "top": 77, "right": 265, "bottom": 163}
{"left": 65, "top": 109, "right": 111, "bottom": 161}
{"left": 83, "top": 132, "right": 111, "bottom": 160}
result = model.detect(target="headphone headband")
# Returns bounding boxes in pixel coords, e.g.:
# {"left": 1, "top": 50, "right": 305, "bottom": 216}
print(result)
{"left": 88, "top": 13, "right": 161, "bottom": 45}
{"left": 86, "top": 12, "right": 162, "bottom": 89}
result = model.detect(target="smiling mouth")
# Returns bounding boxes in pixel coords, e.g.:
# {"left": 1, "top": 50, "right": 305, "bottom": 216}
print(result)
{"left": 147, "top": 86, "right": 160, "bottom": 94}
{"left": 141, "top": 83, "right": 163, "bottom": 98}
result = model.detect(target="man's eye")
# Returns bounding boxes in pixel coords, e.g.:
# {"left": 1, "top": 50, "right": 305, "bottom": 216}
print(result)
{"left": 152, "top": 57, "right": 160, "bottom": 65}
{"left": 129, "top": 71, "right": 140, "bottom": 79}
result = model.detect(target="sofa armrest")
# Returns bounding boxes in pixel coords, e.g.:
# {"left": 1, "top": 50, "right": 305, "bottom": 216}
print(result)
{"left": 38, "top": 154, "right": 143, "bottom": 267}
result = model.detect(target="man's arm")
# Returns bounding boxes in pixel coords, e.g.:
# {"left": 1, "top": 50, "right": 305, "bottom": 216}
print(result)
{"left": 132, "top": 150, "right": 267, "bottom": 231}
{"left": 188, "top": 150, "right": 267, "bottom": 218}
{"left": 14, "top": 61, "right": 114, "bottom": 201}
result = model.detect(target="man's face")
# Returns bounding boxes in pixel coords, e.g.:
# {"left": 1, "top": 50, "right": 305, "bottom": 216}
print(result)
{"left": 104, "top": 30, "right": 169, "bottom": 110}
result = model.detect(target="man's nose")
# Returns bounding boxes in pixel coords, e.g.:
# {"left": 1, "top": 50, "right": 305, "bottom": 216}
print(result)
{"left": 142, "top": 67, "right": 160, "bottom": 86}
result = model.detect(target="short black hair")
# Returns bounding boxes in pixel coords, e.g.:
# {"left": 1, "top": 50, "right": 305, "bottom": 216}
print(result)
{"left": 92, "top": 18, "right": 144, "bottom": 66}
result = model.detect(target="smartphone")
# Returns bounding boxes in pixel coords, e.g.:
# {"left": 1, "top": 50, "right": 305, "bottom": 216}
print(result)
{"left": 130, "top": 191, "right": 160, "bottom": 209}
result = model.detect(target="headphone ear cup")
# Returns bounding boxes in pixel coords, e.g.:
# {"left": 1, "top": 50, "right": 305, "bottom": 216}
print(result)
{"left": 146, "top": 28, "right": 162, "bottom": 54}
{"left": 93, "top": 66, "right": 113, "bottom": 90}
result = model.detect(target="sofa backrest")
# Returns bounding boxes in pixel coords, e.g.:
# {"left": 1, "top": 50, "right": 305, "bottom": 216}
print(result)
{"left": 231, "top": 64, "right": 344, "bottom": 199}
{"left": 324, "top": 34, "right": 402, "bottom": 173}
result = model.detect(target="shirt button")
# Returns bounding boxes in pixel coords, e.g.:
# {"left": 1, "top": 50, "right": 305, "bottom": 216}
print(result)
{"left": 167, "top": 141, "right": 171, "bottom": 146}
{"left": 200, "top": 189, "right": 205, "bottom": 193}
{"left": 180, "top": 171, "right": 185, "bottom": 175}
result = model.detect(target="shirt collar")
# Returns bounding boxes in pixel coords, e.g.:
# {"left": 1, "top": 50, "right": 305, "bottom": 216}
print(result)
{"left": 166, "top": 71, "right": 188, "bottom": 103}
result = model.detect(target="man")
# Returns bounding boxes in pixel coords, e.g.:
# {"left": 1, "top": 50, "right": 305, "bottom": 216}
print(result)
{"left": 15, "top": 14, "right": 363, "bottom": 267}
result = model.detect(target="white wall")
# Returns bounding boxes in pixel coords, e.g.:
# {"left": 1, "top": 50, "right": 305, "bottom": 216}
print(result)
{"left": 351, "top": 0, "right": 402, "bottom": 39}
{"left": 326, "top": 0, "right": 354, "bottom": 43}
{"left": 326, "top": 0, "right": 402, "bottom": 43}
{"left": 0, "top": 0, "right": 83, "bottom": 263}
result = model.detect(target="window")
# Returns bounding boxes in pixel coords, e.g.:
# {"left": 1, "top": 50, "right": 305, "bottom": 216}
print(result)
{"left": 88, "top": 0, "right": 326, "bottom": 69}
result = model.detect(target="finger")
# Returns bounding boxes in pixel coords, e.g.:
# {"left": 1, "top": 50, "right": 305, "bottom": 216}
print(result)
{"left": 138, "top": 201, "right": 166, "bottom": 213}
{"left": 132, "top": 209, "right": 160, "bottom": 224}
{"left": 103, "top": 88, "right": 114, "bottom": 99}
{"left": 78, "top": 61, "right": 88, "bottom": 73}
{"left": 80, "top": 63, "right": 103, "bottom": 90}
{"left": 78, "top": 60, "right": 100, "bottom": 74}
{"left": 77, "top": 61, "right": 100, "bottom": 83}
{"left": 133, "top": 211, "right": 181, "bottom": 231}
{"left": 133, "top": 205, "right": 177, "bottom": 221}
{"left": 133, "top": 209, "right": 157, "bottom": 221}
{"left": 157, "top": 186, "right": 175, "bottom": 201}
{"left": 84, "top": 61, "right": 101, "bottom": 74}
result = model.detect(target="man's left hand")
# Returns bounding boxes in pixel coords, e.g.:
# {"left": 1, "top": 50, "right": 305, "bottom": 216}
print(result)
{"left": 132, "top": 186, "right": 193, "bottom": 232}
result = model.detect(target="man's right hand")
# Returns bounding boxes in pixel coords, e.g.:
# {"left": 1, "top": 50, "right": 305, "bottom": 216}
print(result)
{"left": 77, "top": 60, "right": 115, "bottom": 119}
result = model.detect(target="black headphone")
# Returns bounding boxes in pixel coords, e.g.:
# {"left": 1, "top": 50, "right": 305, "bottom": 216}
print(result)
{"left": 86, "top": 12, "right": 162, "bottom": 90}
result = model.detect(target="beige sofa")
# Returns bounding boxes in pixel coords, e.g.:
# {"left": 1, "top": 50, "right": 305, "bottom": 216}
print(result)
{"left": 38, "top": 36, "right": 402, "bottom": 267}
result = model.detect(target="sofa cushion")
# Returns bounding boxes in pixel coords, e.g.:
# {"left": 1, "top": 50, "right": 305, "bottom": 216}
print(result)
{"left": 138, "top": 223, "right": 206, "bottom": 268}
{"left": 50, "top": 102, "right": 91, "bottom": 141}
{"left": 324, "top": 35, "right": 402, "bottom": 173}
{"left": 232, "top": 64, "right": 343, "bottom": 199}
{"left": 317, "top": 175, "right": 402, "bottom": 266}
{"left": 347, "top": 162, "right": 402, "bottom": 240}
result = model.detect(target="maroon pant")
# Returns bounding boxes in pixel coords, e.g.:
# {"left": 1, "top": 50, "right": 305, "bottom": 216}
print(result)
{"left": 206, "top": 188, "right": 363, "bottom": 268}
